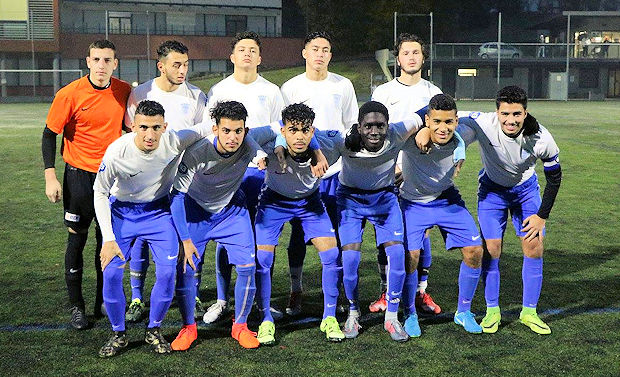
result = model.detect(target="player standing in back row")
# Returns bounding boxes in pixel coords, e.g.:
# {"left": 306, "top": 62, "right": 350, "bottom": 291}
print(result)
{"left": 280, "top": 31, "right": 358, "bottom": 316}
{"left": 42, "top": 39, "right": 131, "bottom": 329}
{"left": 123, "top": 40, "right": 208, "bottom": 323}
{"left": 371, "top": 33, "right": 443, "bottom": 316}
{"left": 203, "top": 31, "right": 286, "bottom": 323}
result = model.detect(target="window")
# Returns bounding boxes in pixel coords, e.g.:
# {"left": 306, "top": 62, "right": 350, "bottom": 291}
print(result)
{"left": 225, "top": 15, "right": 247, "bottom": 36}
{"left": 109, "top": 12, "right": 131, "bottom": 34}
{"left": 579, "top": 68, "right": 599, "bottom": 88}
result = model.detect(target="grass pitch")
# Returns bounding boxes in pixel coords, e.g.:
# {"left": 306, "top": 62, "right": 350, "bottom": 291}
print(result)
{"left": 0, "top": 101, "right": 619, "bottom": 376}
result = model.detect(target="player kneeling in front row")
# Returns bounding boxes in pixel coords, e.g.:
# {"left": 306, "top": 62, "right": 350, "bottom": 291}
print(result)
{"left": 405, "top": 94, "right": 483, "bottom": 335}
{"left": 255, "top": 103, "right": 344, "bottom": 344}
{"left": 93, "top": 100, "right": 209, "bottom": 357}
{"left": 169, "top": 101, "right": 279, "bottom": 350}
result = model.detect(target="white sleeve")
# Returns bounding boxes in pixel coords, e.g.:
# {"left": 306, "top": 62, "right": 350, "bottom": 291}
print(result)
{"left": 280, "top": 81, "right": 293, "bottom": 106}
{"left": 342, "top": 80, "right": 359, "bottom": 129}
{"left": 93, "top": 157, "right": 116, "bottom": 242}
{"left": 94, "top": 191, "right": 115, "bottom": 242}
{"left": 270, "top": 88, "right": 285, "bottom": 123}
{"left": 193, "top": 91, "right": 208, "bottom": 125}
{"left": 125, "top": 90, "right": 138, "bottom": 128}
{"left": 536, "top": 128, "right": 560, "bottom": 160}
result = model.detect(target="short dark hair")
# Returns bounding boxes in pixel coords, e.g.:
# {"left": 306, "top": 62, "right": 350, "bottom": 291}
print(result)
{"left": 210, "top": 101, "right": 248, "bottom": 125}
{"left": 88, "top": 39, "right": 117, "bottom": 58}
{"left": 304, "top": 31, "right": 332, "bottom": 49}
{"left": 282, "top": 103, "right": 315, "bottom": 128}
{"left": 231, "top": 31, "right": 261, "bottom": 52}
{"left": 135, "top": 100, "right": 165, "bottom": 118}
{"left": 496, "top": 85, "right": 528, "bottom": 109}
{"left": 358, "top": 101, "right": 389, "bottom": 124}
{"left": 428, "top": 94, "right": 457, "bottom": 112}
{"left": 393, "top": 33, "right": 428, "bottom": 59}
{"left": 157, "top": 40, "right": 189, "bottom": 61}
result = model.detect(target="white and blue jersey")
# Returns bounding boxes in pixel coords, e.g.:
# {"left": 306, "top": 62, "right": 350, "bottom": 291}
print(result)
{"left": 93, "top": 125, "right": 208, "bottom": 263}
{"left": 457, "top": 112, "right": 560, "bottom": 238}
{"left": 255, "top": 130, "right": 342, "bottom": 245}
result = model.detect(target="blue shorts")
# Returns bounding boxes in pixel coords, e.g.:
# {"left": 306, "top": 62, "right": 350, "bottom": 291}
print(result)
{"left": 110, "top": 196, "right": 178, "bottom": 266}
{"left": 240, "top": 167, "right": 265, "bottom": 221}
{"left": 401, "top": 187, "right": 481, "bottom": 251}
{"left": 477, "top": 171, "right": 544, "bottom": 239}
{"left": 255, "top": 187, "right": 335, "bottom": 245}
{"left": 184, "top": 190, "right": 255, "bottom": 266}
{"left": 337, "top": 185, "right": 404, "bottom": 247}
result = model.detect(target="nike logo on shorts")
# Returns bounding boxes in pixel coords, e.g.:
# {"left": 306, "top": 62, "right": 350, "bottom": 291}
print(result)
{"left": 69, "top": 268, "right": 80, "bottom": 273}
{"left": 167, "top": 254, "right": 179, "bottom": 260}
{"left": 471, "top": 235, "right": 481, "bottom": 241}
{"left": 394, "top": 231, "right": 403, "bottom": 236}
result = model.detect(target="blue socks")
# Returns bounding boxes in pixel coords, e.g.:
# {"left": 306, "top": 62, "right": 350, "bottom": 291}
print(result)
{"left": 256, "top": 249, "right": 274, "bottom": 322}
{"left": 215, "top": 244, "right": 232, "bottom": 302}
{"left": 403, "top": 270, "right": 418, "bottom": 315}
{"left": 129, "top": 240, "right": 149, "bottom": 301}
{"left": 148, "top": 263, "right": 175, "bottom": 328}
{"left": 318, "top": 247, "right": 340, "bottom": 318}
{"left": 457, "top": 261, "right": 481, "bottom": 313}
{"left": 103, "top": 264, "right": 125, "bottom": 332}
{"left": 234, "top": 265, "right": 256, "bottom": 324}
{"left": 342, "top": 250, "right": 361, "bottom": 311}
{"left": 175, "top": 261, "right": 197, "bottom": 326}
{"left": 384, "top": 244, "right": 405, "bottom": 313}
{"left": 522, "top": 256, "right": 543, "bottom": 308}
{"left": 482, "top": 257, "right": 500, "bottom": 308}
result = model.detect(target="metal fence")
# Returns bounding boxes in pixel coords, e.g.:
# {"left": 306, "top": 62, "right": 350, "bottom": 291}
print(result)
{"left": 433, "top": 42, "right": 620, "bottom": 60}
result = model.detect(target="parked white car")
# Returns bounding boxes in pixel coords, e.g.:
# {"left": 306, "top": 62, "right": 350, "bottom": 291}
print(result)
{"left": 478, "top": 42, "right": 522, "bottom": 58}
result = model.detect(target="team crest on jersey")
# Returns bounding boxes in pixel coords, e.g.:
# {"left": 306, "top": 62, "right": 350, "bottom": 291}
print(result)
{"left": 258, "top": 95, "right": 267, "bottom": 105}
{"left": 98, "top": 162, "right": 106, "bottom": 172}
{"left": 469, "top": 112, "right": 480, "bottom": 119}
{"left": 181, "top": 103, "right": 191, "bottom": 114}
{"left": 333, "top": 94, "right": 342, "bottom": 107}
{"left": 327, "top": 130, "right": 338, "bottom": 137}
{"left": 178, "top": 162, "right": 188, "bottom": 174}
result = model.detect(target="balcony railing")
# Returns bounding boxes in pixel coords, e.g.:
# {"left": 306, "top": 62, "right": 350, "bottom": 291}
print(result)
{"left": 59, "top": 25, "right": 281, "bottom": 37}
{"left": 433, "top": 43, "right": 620, "bottom": 60}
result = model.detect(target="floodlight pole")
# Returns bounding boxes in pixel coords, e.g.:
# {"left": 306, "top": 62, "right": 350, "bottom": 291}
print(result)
{"left": 147, "top": 10, "right": 151, "bottom": 80}
{"left": 393, "top": 12, "right": 398, "bottom": 78}
{"left": 429, "top": 12, "right": 433, "bottom": 81}
{"left": 565, "top": 14, "right": 570, "bottom": 101}
{"left": 30, "top": 9, "right": 36, "bottom": 96}
{"left": 497, "top": 12, "right": 501, "bottom": 86}
{"left": 105, "top": 10, "right": 109, "bottom": 40}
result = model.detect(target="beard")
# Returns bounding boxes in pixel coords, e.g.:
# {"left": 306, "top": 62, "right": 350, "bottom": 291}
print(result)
{"left": 400, "top": 65, "right": 422, "bottom": 76}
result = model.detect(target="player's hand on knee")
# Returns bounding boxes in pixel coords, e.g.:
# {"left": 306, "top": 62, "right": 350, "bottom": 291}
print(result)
{"left": 415, "top": 128, "right": 432, "bottom": 153}
{"left": 274, "top": 145, "right": 288, "bottom": 172}
{"left": 310, "top": 149, "right": 328, "bottom": 178}
{"left": 45, "top": 177, "right": 62, "bottom": 203}
{"left": 521, "top": 214, "right": 545, "bottom": 242}
{"left": 100, "top": 241, "right": 124, "bottom": 271}
{"left": 452, "top": 159, "right": 465, "bottom": 178}
{"left": 181, "top": 239, "right": 200, "bottom": 272}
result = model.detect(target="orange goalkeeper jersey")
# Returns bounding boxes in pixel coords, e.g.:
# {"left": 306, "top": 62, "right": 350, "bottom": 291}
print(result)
{"left": 46, "top": 75, "right": 131, "bottom": 173}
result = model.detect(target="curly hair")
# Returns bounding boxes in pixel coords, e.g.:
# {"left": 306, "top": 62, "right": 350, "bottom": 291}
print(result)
{"left": 210, "top": 101, "right": 248, "bottom": 125}
{"left": 135, "top": 100, "right": 165, "bottom": 117}
{"left": 393, "top": 33, "right": 428, "bottom": 59}
{"left": 230, "top": 31, "right": 261, "bottom": 52}
{"left": 282, "top": 103, "right": 315, "bottom": 128}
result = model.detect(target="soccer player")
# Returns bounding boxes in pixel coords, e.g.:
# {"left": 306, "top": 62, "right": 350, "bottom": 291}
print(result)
{"left": 168, "top": 101, "right": 275, "bottom": 351}
{"left": 42, "top": 39, "right": 131, "bottom": 329}
{"left": 93, "top": 100, "right": 208, "bottom": 357}
{"left": 400, "top": 94, "right": 483, "bottom": 336}
{"left": 124, "top": 40, "right": 208, "bottom": 322}
{"left": 280, "top": 31, "right": 358, "bottom": 316}
{"left": 456, "top": 86, "right": 562, "bottom": 335}
{"left": 203, "top": 31, "right": 286, "bottom": 323}
{"left": 370, "top": 33, "right": 443, "bottom": 315}
{"left": 337, "top": 101, "right": 426, "bottom": 342}
{"left": 254, "top": 103, "right": 344, "bottom": 344}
